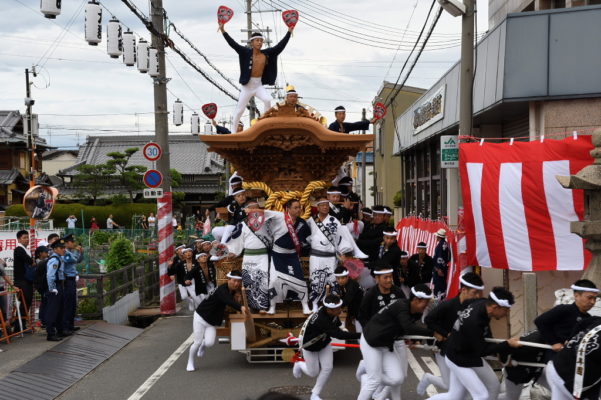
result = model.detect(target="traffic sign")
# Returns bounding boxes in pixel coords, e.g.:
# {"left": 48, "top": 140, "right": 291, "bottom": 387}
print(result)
{"left": 143, "top": 142, "right": 162, "bottom": 162}
{"left": 441, "top": 135, "right": 459, "bottom": 168}
{"left": 143, "top": 169, "right": 163, "bottom": 188}
{"left": 143, "top": 188, "right": 164, "bottom": 198}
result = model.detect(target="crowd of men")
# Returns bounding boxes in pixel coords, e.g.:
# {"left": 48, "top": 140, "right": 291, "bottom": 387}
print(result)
{"left": 171, "top": 171, "right": 601, "bottom": 399}
{"left": 1, "top": 230, "right": 83, "bottom": 341}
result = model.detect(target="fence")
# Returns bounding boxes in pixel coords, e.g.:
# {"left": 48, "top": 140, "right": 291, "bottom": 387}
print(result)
{"left": 77, "top": 257, "right": 160, "bottom": 319}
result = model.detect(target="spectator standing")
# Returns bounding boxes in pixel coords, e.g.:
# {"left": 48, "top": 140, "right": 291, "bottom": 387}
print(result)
{"left": 432, "top": 229, "right": 451, "bottom": 298}
{"left": 13, "top": 230, "right": 34, "bottom": 331}
{"left": 406, "top": 242, "right": 434, "bottom": 288}
{"left": 107, "top": 214, "right": 121, "bottom": 229}
{"left": 66, "top": 215, "right": 78, "bottom": 231}
{"left": 140, "top": 215, "right": 149, "bottom": 230}
{"left": 90, "top": 217, "right": 100, "bottom": 231}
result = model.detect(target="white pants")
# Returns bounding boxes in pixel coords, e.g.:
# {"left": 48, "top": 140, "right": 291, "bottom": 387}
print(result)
{"left": 187, "top": 313, "right": 217, "bottom": 370}
{"left": 357, "top": 335, "right": 404, "bottom": 400}
{"left": 498, "top": 377, "right": 524, "bottom": 400}
{"left": 298, "top": 346, "right": 334, "bottom": 397}
{"left": 233, "top": 77, "right": 272, "bottom": 129}
{"left": 421, "top": 352, "right": 451, "bottom": 392}
{"left": 429, "top": 357, "right": 500, "bottom": 400}
{"left": 545, "top": 361, "right": 573, "bottom": 400}
{"left": 178, "top": 283, "right": 200, "bottom": 306}
{"left": 374, "top": 341, "right": 409, "bottom": 400}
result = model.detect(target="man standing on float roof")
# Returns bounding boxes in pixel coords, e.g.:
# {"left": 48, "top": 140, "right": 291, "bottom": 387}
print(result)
{"left": 219, "top": 20, "right": 295, "bottom": 131}
{"left": 329, "top": 106, "right": 377, "bottom": 134}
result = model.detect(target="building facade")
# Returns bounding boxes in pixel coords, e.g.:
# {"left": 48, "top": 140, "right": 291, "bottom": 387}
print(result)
{"left": 0, "top": 110, "right": 51, "bottom": 209}
{"left": 372, "top": 83, "right": 425, "bottom": 210}
{"left": 42, "top": 150, "right": 78, "bottom": 176}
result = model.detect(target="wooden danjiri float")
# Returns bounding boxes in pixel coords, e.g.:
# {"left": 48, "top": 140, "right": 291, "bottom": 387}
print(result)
{"left": 198, "top": 101, "right": 373, "bottom": 362}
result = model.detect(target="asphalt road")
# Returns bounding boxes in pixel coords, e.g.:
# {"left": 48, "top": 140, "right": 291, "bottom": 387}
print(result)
{"left": 56, "top": 310, "right": 447, "bottom": 400}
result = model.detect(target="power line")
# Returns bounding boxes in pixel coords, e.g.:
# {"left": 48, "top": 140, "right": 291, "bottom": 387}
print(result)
{"left": 384, "top": 0, "right": 419, "bottom": 81}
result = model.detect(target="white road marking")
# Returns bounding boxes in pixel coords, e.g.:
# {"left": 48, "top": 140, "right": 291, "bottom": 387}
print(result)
{"left": 422, "top": 356, "right": 441, "bottom": 376}
{"left": 127, "top": 333, "right": 195, "bottom": 400}
{"left": 407, "top": 350, "right": 438, "bottom": 396}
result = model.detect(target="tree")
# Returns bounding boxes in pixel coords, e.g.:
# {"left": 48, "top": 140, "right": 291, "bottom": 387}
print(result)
{"left": 74, "top": 163, "right": 115, "bottom": 205}
{"left": 106, "top": 148, "right": 147, "bottom": 202}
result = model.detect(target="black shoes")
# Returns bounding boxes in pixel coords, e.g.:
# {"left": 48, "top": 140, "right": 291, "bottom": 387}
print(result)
{"left": 47, "top": 335, "right": 63, "bottom": 342}
{"left": 58, "top": 330, "right": 73, "bottom": 337}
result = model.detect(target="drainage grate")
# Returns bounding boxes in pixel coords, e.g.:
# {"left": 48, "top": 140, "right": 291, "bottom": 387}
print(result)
{"left": 269, "top": 385, "right": 313, "bottom": 395}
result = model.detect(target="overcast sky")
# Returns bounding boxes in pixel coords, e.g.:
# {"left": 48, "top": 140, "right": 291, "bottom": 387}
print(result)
{"left": 1, "top": 0, "right": 489, "bottom": 149}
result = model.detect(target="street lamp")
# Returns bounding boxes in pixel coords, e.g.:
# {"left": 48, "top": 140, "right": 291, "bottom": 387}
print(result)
{"left": 437, "top": 0, "right": 466, "bottom": 17}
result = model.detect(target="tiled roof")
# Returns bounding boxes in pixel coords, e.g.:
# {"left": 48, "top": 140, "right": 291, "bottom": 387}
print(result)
{"left": 0, "top": 110, "right": 50, "bottom": 148}
{"left": 0, "top": 168, "right": 26, "bottom": 185}
{"left": 60, "top": 135, "right": 224, "bottom": 176}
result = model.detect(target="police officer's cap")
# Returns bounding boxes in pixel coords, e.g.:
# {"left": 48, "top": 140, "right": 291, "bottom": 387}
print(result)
{"left": 63, "top": 234, "right": 75, "bottom": 243}
{"left": 35, "top": 246, "right": 49, "bottom": 257}
{"left": 51, "top": 240, "right": 66, "bottom": 249}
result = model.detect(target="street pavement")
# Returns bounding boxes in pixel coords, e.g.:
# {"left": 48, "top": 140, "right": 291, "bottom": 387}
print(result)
{"left": 57, "top": 309, "right": 443, "bottom": 400}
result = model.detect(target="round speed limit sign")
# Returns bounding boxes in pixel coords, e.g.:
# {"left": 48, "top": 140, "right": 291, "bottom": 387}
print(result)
{"left": 143, "top": 142, "right": 162, "bottom": 162}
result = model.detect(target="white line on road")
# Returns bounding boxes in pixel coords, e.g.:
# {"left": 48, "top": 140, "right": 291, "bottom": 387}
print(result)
{"left": 407, "top": 350, "right": 437, "bottom": 396}
{"left": 127, "top": 333, "right": 194, "bottom": 400}
{"left": 422, "top": 356, "right": 441, "bottom": 376}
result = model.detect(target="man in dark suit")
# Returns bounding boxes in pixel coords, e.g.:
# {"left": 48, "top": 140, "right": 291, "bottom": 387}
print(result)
{"left": 376, "top": 227, "right": 403, "bottom": 286}
{"left": 220, "top": 21, "right": 295, "bottom": 131}
{"left": 406, "top": 242, "right": 434, "bottom": 288}
{"left": 328, "top": 105, "right": 376, "bottom": 133}
{"left": 356, "top": 205, "right": 391, "bottom": 264}
{"left": 13, "top": 229, "right": 34, "bottom": 330}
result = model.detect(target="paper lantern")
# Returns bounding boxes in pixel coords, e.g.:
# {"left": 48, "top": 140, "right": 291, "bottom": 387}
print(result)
{"left": 84, "top": 1, "right": 102, "bottom": 46}
{"left": 173, "top": 100, "right": 183, "bottom": 126}
{"left": 137, "top": 38, "right": 149, "bottom": 73}
{"left": 148, "top": 47, "right": 159, "bottom": 77}
{"left": 41, "top": 0, "right": 61, "bottom": 19}
{"left": 122, "top": 30, "right": 136, "bottom": 66}
{"left": 107, "top": 18, "right": 123, "bottom": 58}
{"left": 204, "top": 121, "right": 213, "bottom": 134}
{"left": 191, "top": 113, "right": 200, "bottom": 134}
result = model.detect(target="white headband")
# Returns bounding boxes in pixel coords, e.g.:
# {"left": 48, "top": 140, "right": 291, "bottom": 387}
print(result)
{"left": 232, "top": 188, "right": 246, "bottom": 196}
{"left": 383, "top": 231, "right": 398, "bottom": 237}
{"left": 326, "top": 191, "right": 341, "bottom": 195}
{"left": 315, "top": 200, "right": 329, "bottom": 205}
{"left": 183, "top": 248, "right": 193, "bottom": 253}
{"left": 374, "top": 269, "right": 394, "bottom": 275}
{"left": 489, "top": 291, "right": 512, "bottom": 308}
{"left": 195, "top": 253, "right": 208, "bottom": 259}
{"left": 571, "top": 284, "right": 600, "bottom": 293}
{"left": 175, "top": 245, "right": 185, "bottom": 251}
{"left": 334, "top": 270, "right": 349, "bottom": 277}
{"left": 195, "top": 239, "right": 205, "bottom": 243}
{"left": 411, "top": 287, "right": 433, "bottom": 299}
{"left": 400, "top": 253, "right": 409, "bottom": 258}
{"left": 416, "top": 244, "right": 428, "bottom": 249}
{"left": 226, "top": 272, "right": 243, "bottom": 280}
{"left": 460, "top": 276, "right": 485, "bottom": 291}
{"left": 323, "top": 299, "right": 344, "bottom": 309}
{"left": 383, "top": 210, "right": 393, "bottom": 215}
{"left": 339, "top": 182, "right": 352, "bottom": 186}
{"left": 372, "top": 210, "right": 387, "bottom": 214}
{"left": 363, "top": 211, "right": 373, "bottom": 217}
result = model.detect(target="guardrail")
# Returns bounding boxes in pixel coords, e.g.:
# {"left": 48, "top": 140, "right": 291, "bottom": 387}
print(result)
{"left": 78, "top": 257, "right": 159, "bottom": 319}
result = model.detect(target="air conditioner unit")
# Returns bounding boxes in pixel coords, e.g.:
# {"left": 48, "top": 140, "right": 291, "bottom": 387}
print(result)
{"left": 437, "top": 0, "right": 466, "bottom": 17}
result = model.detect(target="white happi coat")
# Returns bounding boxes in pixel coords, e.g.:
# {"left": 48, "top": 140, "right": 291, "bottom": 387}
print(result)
{"left": 225, "top": 218, "right": 274, "bottom": 310}
{"left": 306, "top": 215, "right": 353, "bottom": 304}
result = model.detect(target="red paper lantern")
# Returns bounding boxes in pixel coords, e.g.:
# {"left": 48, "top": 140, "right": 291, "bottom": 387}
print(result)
{"left": 218, "top": 5, "right": 234, "bottom": 24}
{"left": 202, "top": 103, "right": 218, "bottom": 120}
{"left": 282, "top": 10, "right": 299, "bottom": 28}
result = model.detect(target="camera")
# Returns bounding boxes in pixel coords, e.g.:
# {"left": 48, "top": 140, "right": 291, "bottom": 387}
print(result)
{"left": 24, "top": 97, "right": 35, "bottom": 106}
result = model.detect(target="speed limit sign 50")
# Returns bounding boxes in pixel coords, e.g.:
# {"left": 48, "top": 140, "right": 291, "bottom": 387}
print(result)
{"left": 143, "top": 142, "right": 162, "bottom": 162}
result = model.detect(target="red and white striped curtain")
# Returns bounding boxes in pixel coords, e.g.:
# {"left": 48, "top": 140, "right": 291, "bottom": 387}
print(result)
{"left": 459, "top": 136, "right": 593, "bottom": 271}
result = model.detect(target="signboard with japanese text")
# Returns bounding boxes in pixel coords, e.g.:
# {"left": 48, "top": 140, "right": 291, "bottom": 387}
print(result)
{"left": 441, "top": 135, "right": 459, "bottom": 168}
{"left": 413, "top": 85, "right": 445, "bottom": 134}
{"left": 0, "top": 230, "right": 58, "bottom": 270}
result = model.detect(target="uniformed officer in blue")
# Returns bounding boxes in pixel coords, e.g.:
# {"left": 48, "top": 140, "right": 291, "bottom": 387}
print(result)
{"left": 46, "top": 239, "right": 67, "bottom": 341}
{"left": 62, "top": 234, "right": 83, "bottom": 333}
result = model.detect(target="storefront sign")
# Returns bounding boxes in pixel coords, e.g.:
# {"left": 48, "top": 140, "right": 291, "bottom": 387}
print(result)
{"left": 441, "top": 135, "right": 459, "bottom": 168}
{"left": 413, "top": 85, "right": 445, "bottom": 134}
{"left": 0, "top": 230, "right": 57, "bottom": 269}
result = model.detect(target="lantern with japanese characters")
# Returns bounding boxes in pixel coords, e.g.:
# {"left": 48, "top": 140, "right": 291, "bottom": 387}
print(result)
{"left": 41, "top": 0, "right": 61, "bottom": 19}
{"left": 107, "top": 18, "right": 123, "bottom": 58}
{"left": 148, "top": 47, "right": 159, "bottom": 77}
{"left": 137, "top": 38, "right": 149, "bottom": 73}
{"left": 85, "top": 1, "right": 102, "bottom": 46}
{"left": 191, "top": 113, "right": 200, "bottom": 134}
{"left": 173, "top": 100, "right": 183, "bottom": 126}
{"left": 122, "top": 30, "right": 136, "bottom": 66}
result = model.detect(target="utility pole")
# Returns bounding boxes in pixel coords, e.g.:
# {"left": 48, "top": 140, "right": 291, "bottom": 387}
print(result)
{"left": 459, "top": 0, "right": 474, "bottom": 138}
{"left": 25, "top": 68, "right": 36, "bottom": 228}
{"left": 361, "top": 108, "right": 367, "bottom": 203}
{"left": 150, "top": 0, "right": 175, "bottom": 315}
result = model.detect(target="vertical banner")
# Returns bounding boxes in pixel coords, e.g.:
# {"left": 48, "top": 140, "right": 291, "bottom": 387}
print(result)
{"left": 157, "top": 192, "right": 176, "bottom": 315}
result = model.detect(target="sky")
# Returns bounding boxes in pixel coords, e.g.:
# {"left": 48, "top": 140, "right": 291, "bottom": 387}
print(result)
{"left": 0, "top": 0, "right": 489, "bottom": 150}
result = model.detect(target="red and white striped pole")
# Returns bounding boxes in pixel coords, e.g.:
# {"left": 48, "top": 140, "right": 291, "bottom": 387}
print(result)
{"left": 157, "top": 191, "right": 176, "bottom": 315}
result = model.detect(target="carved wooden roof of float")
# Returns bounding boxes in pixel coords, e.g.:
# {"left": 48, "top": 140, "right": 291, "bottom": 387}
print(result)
{"left": 199, "top": 113, "right": 373, "bottom": 192}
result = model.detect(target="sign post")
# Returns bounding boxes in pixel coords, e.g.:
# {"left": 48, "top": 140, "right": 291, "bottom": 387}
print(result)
{"left": 441, "top": 135, "right": 459, "bottom": 168}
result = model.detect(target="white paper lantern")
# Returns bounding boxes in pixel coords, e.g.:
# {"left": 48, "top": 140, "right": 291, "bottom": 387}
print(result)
{"left": 204, "top": 120, "right": 213, "bottom": 134}
{"left": 173, "top": 100, "right": 183, "bottom": 126}
{"left": 107, "top": 18, "right": 122, "bottom": 59}
{"left": 122, "top": 30, "right": 136, "bottom": 66}
{"left": 191, "top": 113, "right": 200, "bottom": 134}
{"left": 137, "top": 38, "right": 149, "bottom": 73}
{"left": 41, "top": 0, "right": 61, "bottom": 19}
{"left": 85, "top": 1, "right": 102, "bottom": 46}
{"left": 148, "top": 47, "right": 159, "bottom": 77}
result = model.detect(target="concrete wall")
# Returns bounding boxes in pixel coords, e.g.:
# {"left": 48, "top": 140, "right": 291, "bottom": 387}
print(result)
{"left": 489, "top": 0, "right": 533, "bottom": 29}
{"left": 43, "top": 153, "right": 78, "bottom": 176}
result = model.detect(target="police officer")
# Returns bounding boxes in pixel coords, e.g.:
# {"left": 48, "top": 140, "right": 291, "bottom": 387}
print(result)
{"left": 63, "top": 234, "right": 83, "bottom": 333}
{"left": 46, "top": 239, "right": 67, "bottom": 341}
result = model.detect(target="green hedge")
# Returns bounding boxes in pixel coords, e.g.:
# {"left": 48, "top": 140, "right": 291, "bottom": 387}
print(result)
{"left": 5, "top": 203, "right": 157, "bottom": 228}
